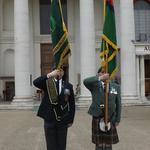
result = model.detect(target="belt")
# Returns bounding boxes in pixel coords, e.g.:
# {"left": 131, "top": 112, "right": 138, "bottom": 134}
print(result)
{"left": 93, "top": 112, "right": 114, "bottom": 120}
{"left": 93, "top": 115, "right": 103, "bottom": 119}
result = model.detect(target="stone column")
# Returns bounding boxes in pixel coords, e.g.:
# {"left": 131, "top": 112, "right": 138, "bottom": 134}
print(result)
{"left": 78, "top": 0, "right": 96, "bottom": 107}
{"left": 13, "top": 0, "right": 33, "bottom": 108}
{"left": 120, "top": 0, "right": 138, "bottom": 103}
{"left": 140, "top": 56, "right": 146, "bottom": 101}
{"left": 0, "top": 0, "right": 2, "bottom": 73}
{"left": 136, "top": 56, "right": 140, "bottom": 98}
{"left": 0, "top": 0, "right": 2, "bottom": 32}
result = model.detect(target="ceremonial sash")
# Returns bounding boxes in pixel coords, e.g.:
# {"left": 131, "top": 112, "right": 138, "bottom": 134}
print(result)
{"left": 46, "top": 78, "right": 70, "bottom": 121}
{"left": 46, "top": 78, "right": 58, "bottom": 105}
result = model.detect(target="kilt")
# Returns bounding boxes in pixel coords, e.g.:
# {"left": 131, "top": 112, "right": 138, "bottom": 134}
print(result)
{"left": 92, "top": 117, "right": 119, "bottom": 145}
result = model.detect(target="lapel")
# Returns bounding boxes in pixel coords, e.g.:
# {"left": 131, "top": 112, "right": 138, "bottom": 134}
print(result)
{"left": 94, "top": 81, "right": 105, "bottom": 105}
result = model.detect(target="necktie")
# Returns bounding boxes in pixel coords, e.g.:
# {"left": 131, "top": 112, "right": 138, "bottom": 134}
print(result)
{"left": 102, "top": 82, "right": 106, "bottom": 93}
{"left": 56, "top": 79, "right": 59, "bottom": 94}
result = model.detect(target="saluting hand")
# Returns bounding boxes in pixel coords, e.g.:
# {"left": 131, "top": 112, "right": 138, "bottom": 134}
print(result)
{"left": 99, "top": 73, "right": 109, "bottom": 81}
{"left": 47, "top": 69, "right": 60, "bottom": 78}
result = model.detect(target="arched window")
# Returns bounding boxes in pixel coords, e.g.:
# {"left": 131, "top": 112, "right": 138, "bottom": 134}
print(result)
{"left": 134, "top": 0, "right": 150, "bottom": 42}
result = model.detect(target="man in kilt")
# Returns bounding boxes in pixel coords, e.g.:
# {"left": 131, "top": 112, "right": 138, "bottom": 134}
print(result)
{"left": 83, "top": 67, "right": 121, "bottom": 150}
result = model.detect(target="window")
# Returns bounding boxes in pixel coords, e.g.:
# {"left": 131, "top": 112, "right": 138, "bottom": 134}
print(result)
{"left": 3, "top": 0, "right": 14, "bottom": 31}
{"left": 40, "top": 0, "right": 67, "bottom": 35}
{"left": 134, "top": 0, "right": 150, "bottom": 42}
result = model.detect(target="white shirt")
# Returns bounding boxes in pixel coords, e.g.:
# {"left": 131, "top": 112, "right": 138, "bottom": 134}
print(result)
{"left": 54, "top": 78, "right": 62, "bottom": 94}
{"left": 101, "top": 81, "right": 109, "bottom": 92}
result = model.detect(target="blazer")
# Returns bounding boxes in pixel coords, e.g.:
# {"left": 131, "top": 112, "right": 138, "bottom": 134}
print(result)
{"left": 83, "top": 76, "right": 121, "bottom": 123}
{"left": 33, "top": 75, "right": 75, "bottom": 125}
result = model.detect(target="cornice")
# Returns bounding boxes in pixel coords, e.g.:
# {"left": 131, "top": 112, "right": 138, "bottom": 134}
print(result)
{"left": 0, "top": 36, "right": 14, "bottom": 44}
{"left": 34, "top": 35, "right": 74, "bottom": 44}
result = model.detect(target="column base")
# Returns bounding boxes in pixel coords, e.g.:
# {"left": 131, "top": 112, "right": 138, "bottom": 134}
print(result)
{"left": 139, "top": 96, "right": 150, "bottom": 105}
{"left": 76, "top": 95, "right": 92, "bottom": 108}
{"left": 121, "top": 95, "right": 147, "bottom": 106}
{"left": 11, "top": 96, "right": 34, "bottom": 110}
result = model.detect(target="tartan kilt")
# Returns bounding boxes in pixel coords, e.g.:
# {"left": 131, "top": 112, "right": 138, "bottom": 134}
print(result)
{"left": 92, "top": 117, "right": 119, "bottom": 145}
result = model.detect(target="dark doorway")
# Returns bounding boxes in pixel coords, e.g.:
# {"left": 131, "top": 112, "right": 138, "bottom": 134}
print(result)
{"left": 41, "top": 44, "right": 54, "bottom": 75}
{"left": 5, "top": 82, "right": 15, "bottom": 101}
{"left": 40, "top": 43, "right": 69, "bottom": 81}
{"left": 145, "top": 59, "right": 150, "bottom": 96}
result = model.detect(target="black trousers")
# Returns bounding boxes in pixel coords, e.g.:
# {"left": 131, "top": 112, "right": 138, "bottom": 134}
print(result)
{"left": 44, "top": 121, "right": 68, "bottom": 150}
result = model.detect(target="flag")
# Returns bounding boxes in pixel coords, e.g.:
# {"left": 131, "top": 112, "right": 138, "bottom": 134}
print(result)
{"left": 50, "top": 0, "right": 71, "bottom": 68}
{"left": 100, "top": 0, "right": 118, "bottom": 79}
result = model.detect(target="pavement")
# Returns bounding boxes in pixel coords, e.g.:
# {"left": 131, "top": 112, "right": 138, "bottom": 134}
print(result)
{"left": 0, "top": 105, "right": 150, "bottom": 150}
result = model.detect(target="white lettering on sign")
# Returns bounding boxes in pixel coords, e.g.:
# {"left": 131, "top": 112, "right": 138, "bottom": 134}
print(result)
{"left": 144, "top": 46, "right": 150, "bottom": 51}
{"left": 135, "top": 45, "right": 150, "bottom": 55}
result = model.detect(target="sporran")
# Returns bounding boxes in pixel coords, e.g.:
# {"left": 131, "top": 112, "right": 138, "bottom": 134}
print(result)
{"left": 99, "top": 118, "right": 111, "bottom": 132}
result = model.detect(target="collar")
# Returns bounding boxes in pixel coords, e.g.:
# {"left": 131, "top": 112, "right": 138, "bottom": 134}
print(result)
{"left": 54, "top": 78, "right": 62, "bottom": 82}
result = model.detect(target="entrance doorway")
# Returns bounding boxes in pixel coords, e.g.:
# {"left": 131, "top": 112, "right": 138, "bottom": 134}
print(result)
{"left": 145, "top": 59, "right": 150, "bottom": 97}
{"left": 5, "top": 81, "right": 15, "bottom": 101}
{"left": 40, "top": 43, "right": 69, "bottom": 81}
{"left": 40, "top": 44, "right": 53, "bottom": 75}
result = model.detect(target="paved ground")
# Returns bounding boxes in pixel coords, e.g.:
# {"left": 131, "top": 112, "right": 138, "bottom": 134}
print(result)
{"left": 0, "top": 106, "right": 150, "bottom": 150}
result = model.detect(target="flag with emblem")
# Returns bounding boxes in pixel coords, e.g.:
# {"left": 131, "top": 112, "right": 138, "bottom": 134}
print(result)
{"left": 100, "top": 0, "right": 118, "bottom": 79}
{"left": 50, "top": 0, "right": 71, "bottom": 68}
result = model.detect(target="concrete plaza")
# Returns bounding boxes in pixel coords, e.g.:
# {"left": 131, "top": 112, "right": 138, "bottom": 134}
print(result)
{"left": 0, "top": 105, "right": 150, "bottom": 150}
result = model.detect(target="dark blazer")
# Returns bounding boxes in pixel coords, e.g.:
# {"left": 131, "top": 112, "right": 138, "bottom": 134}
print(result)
{"left": 83, "top": 76, "right": 121, "bottom": 123}
{"left": 33, "top": 75, "right": 75, "bottom": 125}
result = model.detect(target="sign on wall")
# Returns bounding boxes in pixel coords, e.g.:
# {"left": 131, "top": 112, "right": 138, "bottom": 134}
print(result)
{"left": 135, "top": 45, "right": 150, "bottom": 55}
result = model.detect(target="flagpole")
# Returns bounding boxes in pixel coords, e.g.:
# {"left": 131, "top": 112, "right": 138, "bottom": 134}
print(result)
{"left": 104, "top": 42, "right": 109, "bottom": 131}
{"left": 104, "top": 0, "right": 106, "bottom": 20}
{"left": 100, "top": 0, "right": 118, "bottom": 131}
{"left": 103, "top": 0, "right": 109, "bottom": 131}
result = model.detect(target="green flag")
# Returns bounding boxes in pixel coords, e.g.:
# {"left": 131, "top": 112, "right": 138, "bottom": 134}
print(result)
{"left": 50, "top": 0, "right": 71, "bottom": 68}
{"left": 100, "top": 0, "right": 118, "bottom": 79}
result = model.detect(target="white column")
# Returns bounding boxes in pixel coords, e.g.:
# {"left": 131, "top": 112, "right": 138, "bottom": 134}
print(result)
{"left": 0, "top": 0, "right": 2, "bottom": 77}
{"left": 13, "top": 0, "right": 33, "bottom": 106}
{"left": 68, "top": 0, "right": 76, "bottom": 87}
{"left": 140, "top": 56, "right": 146, "bottom": 100}
{"left": 0, "top": 0, "right": 2, "bottom": 33}
{"left": 32, "top": 0, "right": 40, "bottom": 78}
{"left": 78, "top": 0, "right": 96, "bottom": 106}
{"left": 136, "top": 56, "right": 140, "bottom": 98}
{"left": 120, "top": 0, "right": 138, "bottom": 103}
{"left": 29, "top": 0, "right": 34, "bottom": 95}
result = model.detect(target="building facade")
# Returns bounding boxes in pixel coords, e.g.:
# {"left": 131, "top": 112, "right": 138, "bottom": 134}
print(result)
{"left": 0, "top": 0, "right": 150, "bottom": 107}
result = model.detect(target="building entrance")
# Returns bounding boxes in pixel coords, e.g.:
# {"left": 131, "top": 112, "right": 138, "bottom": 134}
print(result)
{"left": 145, "top": 59, "right": 150, "bottom": 97}
{"left": 40, "top": 43, "right": 69, "bottom": 81}
{"left": 40, "top": 44, "right": 53, "bottom": 75}
{"left": 4, "top": 81, "right": 15, "bottom": 101}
